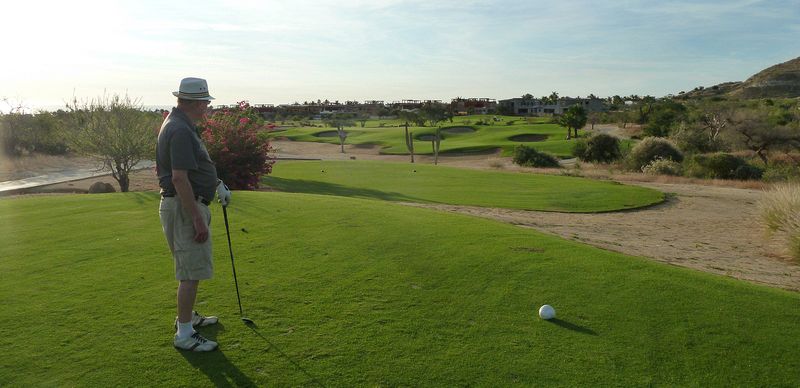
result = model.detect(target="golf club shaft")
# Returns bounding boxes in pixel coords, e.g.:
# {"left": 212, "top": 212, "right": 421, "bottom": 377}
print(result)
{"left": 222, "top": 205, "right": 245, "bottom": 316}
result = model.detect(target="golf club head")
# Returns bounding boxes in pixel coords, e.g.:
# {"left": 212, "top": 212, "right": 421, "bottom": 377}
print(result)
{"left": 241, "top": 317, "right": 255, "bottom": 325}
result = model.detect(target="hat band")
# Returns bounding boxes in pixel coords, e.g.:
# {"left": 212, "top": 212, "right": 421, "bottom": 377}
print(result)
{"left": 179, "top": 91, "right": 210, "bottom": 97}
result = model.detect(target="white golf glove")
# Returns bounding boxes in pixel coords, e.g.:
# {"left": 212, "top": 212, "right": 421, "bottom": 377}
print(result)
{"left": 216, "top": 180, "right": 232, "bottom": 207}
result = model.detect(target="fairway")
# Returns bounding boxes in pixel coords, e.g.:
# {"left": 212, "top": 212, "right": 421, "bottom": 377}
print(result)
{"left": 269, "top": 116, "right": 584, "bottom": 157}
{"left": 264, "top": 160, "right": 664, "bottom": 212}
{"left": 1, "top": 192, "right": 799, "bottom": 386}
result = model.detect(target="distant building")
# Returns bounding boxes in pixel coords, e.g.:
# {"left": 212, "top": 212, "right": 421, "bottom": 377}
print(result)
{"left": 498, "top": 97, "right": 606, "bottom": 115}
{"left": 450, "top": 98, "right": 497, "bottom": 115}
{"left": 387, "top": 100, "right": 437, "bottom": 110}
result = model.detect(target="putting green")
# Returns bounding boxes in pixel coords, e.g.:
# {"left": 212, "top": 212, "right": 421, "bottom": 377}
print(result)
{"left": 263, "top": 160, "right": 664, "bottom": 212}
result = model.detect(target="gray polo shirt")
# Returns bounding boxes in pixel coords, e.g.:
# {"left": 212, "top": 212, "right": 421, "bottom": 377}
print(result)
{"left": 157, "top": 108, "right": 218, "bottom": 201}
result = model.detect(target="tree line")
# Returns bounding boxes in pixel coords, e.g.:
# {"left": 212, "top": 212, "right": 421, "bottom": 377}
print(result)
{"left": 2, "top": 93, "right": 798, "bottom": 190}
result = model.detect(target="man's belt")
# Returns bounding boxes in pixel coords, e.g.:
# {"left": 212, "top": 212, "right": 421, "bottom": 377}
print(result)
{"left": 161, "top": 193, "right": 211, "bottom": 206}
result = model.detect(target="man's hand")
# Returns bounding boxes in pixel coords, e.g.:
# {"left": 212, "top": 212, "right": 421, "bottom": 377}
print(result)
{"left": 192, "top": 215, "right": 209, "bottom": 243}
{"left": 216, "top": 180, "right": 232, "bottom": 207}
{"left": 173, "top": 169, "right": 209, "bottom": 243}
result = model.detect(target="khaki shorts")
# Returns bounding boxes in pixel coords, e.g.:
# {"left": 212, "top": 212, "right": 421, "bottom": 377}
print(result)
{"left": 159, "top": 196, "right": 213, "bottom": 280}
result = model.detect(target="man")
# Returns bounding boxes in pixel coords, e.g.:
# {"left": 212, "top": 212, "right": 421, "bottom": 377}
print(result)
{"left": 157, "top": 77, "right": 232, "bottom": 352}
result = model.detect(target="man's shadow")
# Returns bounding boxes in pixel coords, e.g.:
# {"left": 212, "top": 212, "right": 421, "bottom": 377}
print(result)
{"left": 179, "top": 323, "right": 257, "bottom": 387}
{"left": 245, "top": 322, "right": 326, "bottom": 388}
{"left": 547, "top": 318, "right": 598, "bottom": 335}
{"left": 179, "top": 322, "right": 325, "bottom": 387}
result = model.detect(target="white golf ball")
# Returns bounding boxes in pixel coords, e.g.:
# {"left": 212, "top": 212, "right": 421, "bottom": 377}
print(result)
{"left": 538, "top": 304, "right": 556, "bottom": 320}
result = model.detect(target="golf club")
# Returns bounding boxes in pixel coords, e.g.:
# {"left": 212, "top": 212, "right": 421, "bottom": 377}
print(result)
{"left": 222, "top": 205, "right": 254, "bottom": 325}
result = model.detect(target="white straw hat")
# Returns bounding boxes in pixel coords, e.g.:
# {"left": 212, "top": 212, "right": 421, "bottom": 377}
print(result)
{"left": 172, "top": 77, "right": 215, "bottom": 100}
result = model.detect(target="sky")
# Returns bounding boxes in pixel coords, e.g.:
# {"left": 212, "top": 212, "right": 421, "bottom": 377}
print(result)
{"left": 1, "top": 0, "right": 799, "bottom": 111}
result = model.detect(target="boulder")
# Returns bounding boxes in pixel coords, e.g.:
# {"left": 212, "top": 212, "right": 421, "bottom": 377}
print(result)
{"left": 88, "top": 182, "right": 116, "bottom": 194}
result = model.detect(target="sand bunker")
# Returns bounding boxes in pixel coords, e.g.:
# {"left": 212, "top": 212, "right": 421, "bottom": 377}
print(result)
{"left": 441, "top": 126, "right": 475, "bottom": 134}
{"left": 509, "top": 134, "right": 548, "bottom": 142}
{"left": 314, "top": 130, "right": 342, "bottom": 137}
{"left": 416, "top": 134, "right": 437, "bottom": 141}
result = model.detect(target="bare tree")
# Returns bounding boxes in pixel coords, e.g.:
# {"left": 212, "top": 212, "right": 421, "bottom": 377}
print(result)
{"left": 728, "top": 108, "right": 800, "bottom": 166}
{"left": 700, "top": 109, "right": 731, "bottom": 143}
{"left": 65, "top": 94, "right": 159, "bottom": 192}
{"left": 324, "top": 113, "right": 354, "bottom": 153}
{"left": 336, "top": 126, "right": 348, "bottom": 153}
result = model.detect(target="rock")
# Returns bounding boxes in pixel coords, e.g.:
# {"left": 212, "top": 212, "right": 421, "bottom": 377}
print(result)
{"left": 88, "top": 182, "right": 116, "bottom": 194}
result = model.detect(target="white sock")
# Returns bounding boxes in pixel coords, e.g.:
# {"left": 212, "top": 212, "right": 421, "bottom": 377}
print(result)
{"left": 177, "top": 321, "right": 195, "bottom": 339}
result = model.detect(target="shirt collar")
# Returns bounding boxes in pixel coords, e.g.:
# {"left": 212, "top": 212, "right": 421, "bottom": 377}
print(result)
{"left": 170, "top": 107, "right": 200, "bottom": 135}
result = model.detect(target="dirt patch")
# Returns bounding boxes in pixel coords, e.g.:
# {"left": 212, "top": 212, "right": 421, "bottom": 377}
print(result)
{"left": 509, "top": 134, "right": 548, "bottom": 142}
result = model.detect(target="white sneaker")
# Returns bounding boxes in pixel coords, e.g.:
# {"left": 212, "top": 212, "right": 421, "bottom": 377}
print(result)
{"left": 190, "top": 310, "right": 219, "bottom": 327}
{"left": 175, "top": 311, "right": 219, "bottom": 329}
{"left": 174, "top": 332, "right": 218, "bottom": 352}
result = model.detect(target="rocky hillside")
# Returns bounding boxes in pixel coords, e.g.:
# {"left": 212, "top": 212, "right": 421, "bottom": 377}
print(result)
{"left": 680, "top": 56, "right": 800, "bottom": 99}
{"left": 732, "top": 56, "right": 800, "bottom": 98}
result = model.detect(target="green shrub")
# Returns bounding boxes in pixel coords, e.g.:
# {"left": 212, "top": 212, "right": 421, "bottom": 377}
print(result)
{"left": 574, "top": 133, "right": 621, "bottom": 163}
{"left": 512, "top": 145, "right": 560, "bottom": 168}
{"left": 683, "top": 153, "right": 759, "bottom": 180}
{"left": 643, "top": 101, "right": 687, "bottom": 137}
{"left": 201, "top": 101, "right": 276, "bottom": 190}
{"left": 0, "top": 112, "right": 70, "bottom": 156}
{"left": 641, "top": 157, "right": 683, "bottom": 176}
{"left": 572, "top": 140, "right": 587, "bottom": 160}
{"left": 733, "top": 164, "right": 764, "bottom": 180}
{"left": 671, "top": 124, "right": 726, "bottom": 154}
{"left": 627, "top": 137, "right": 683, "bottom": 171}
{"left": 762, "top": 165, "right": 800, "bottom": 182}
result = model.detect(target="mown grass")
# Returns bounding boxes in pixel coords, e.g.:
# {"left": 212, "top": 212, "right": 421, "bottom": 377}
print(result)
{"left": 266, "top": 115, "right": 579, "bottom": 157}
{"left": 263, "top": 160, "right": 664, "bottom": 212}
{"left": 1, "top": 192, "right": 799, "bottom": 386}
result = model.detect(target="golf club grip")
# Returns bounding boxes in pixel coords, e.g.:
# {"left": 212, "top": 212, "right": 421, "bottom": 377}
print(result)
{"left": 222, "top": 206, "right": 245, "bottom": 316}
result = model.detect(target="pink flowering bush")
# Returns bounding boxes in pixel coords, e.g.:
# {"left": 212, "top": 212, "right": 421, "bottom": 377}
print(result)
{"left": 200, "top": 101, "right": 275, "bottom": 190}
